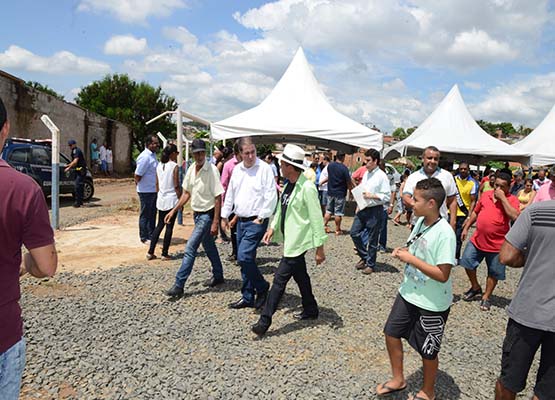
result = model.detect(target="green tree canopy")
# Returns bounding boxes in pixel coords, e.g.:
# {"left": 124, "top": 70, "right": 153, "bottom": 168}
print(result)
{"left": 391, "top": 127, "right": 408, "bottom": 140}
{"left": 76, "top": 74, "right": 177, "bottom": 150}
{"left": 26, "top": 81, "right": 64, "bottom": 100}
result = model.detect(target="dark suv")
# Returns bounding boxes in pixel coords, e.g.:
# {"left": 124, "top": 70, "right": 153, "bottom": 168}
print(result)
{"left": 1, "top": 138, "right": 94, "bottom": 201}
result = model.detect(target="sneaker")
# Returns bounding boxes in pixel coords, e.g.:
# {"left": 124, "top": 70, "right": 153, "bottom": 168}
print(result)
{"left": 165, "top": 285, "right": 184, "bottom": 298}
{"left": 462, "top": 287, "right": 483, "bottom": 301}
{"left": 378, "top": 245, "right": 387, "bottom": 252}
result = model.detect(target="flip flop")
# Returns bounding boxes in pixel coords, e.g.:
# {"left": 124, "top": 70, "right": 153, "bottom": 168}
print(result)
{"left": 325, "top": 226, "right": 332, "bottom": 234}
{"left": 335, "top": 230, "right": 343, "bottom": 236}
{"left": 408, "top": 395, "right": 435, "bottom": 400}
{"left": 376, "top": 382, "right": 407, "bottom": 396}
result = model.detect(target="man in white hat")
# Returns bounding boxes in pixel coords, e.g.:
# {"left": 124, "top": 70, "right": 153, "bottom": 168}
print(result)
{"left": 251, "top": 144, "right": 327, "bottom": 336}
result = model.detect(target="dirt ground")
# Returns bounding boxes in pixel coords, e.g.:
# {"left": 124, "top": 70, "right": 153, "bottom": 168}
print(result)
{"left": 51, "top": 178, "right": 195, "bottom": 274}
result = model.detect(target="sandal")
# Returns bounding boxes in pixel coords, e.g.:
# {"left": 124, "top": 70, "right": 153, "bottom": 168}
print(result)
{"left": 462, "top": 287, "right": 482, "bottom": 301}
{"left": 325, "top": 226, "right": 332, "bottom": 234}
{"left": 335, "top": 230, "right": 343, "bottom": 236}
{"left": 480, "top": 299, "right": 491, "bottom": 311}
{"left": 409, "top": 395, "right": 435, "bottom": 400}
{"left": 376, "top": 381, "right": 407, "bottom": 396}
{"left": 160, "top": 255, "right": 172, "bottom": 261}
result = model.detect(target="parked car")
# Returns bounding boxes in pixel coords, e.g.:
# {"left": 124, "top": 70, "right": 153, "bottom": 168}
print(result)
{"left": 385, "top": 162, "right": 402, "bottom": 184}
{"left": 1, "top": 138, "right": 94, "bottom": 201}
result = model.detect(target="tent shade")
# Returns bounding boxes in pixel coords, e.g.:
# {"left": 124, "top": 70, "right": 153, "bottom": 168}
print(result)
{"left": 383, "top": 85, "right": 530, "bottom": 165}
{"left": 211, "top": 48, "right": 383, "bottom": 153}
{"left": 512, "top": 104, "right": 555, "bottom": 166}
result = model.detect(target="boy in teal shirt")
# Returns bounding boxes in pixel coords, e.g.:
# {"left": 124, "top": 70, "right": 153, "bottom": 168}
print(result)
{"left": 377, "top": 178, "right": 456, "bottom": 400}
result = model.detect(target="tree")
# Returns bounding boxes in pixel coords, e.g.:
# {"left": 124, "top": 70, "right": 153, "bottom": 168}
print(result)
{"left": 76, "top": 74, "right": 177, "bottom": 150}
{"left": 26, "top": 81, "right": 64, "bottom": 100}
{"left": 392, "top": 127, "right": 408, "bottom": 140}
{"left": 406, "top": 126, "right": 417, "bottom": 135}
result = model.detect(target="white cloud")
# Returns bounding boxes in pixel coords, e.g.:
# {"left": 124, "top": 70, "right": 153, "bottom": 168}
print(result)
{"left": 464, "top": 81, "right": 482, "bottom": 90}
{"left": 446, "top": 29, "right": 517, "bottom": 65}
{"left": 382, "top": 78, "right": 406, "bottom": 91}
{"left": 471, "top": 73, "right": 555, "bottom": 127}
{"left": 78, "top": 0, "right": 186, "bottom": 24}
{"left": 0, "top": 45, "right": 110, "bottom": 75}
{"left": 104, "top": 35, "right": 147, "bottom": 55}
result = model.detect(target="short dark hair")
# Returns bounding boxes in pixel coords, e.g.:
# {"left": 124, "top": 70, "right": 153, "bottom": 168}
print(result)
{"left": 422, "top": 146, "right": 440, "bottom": 155}
{"left": 233, "top": 140, "right": 240, "bottom": 155}
{"left": 459, "top": 161, "right": 469, "bottom": 168}
{"left": 0, "top": 97, "right": 6, "bottom": 131}
{"left": 145, "top": 134, "right": 157, "bottom": 146}
{"left": 336, "top": 152, "right": 345, "bottom": 161}
{"left": 364, "top": 148, "right": 380, "bottom": 163}
{"left": 497, "top": 172, "right": 512, "bottom": 185}
{"left": 323, "top": 155, "right": 330, "bottom": 162}
{"left": 161, "top": 143, "right": 178, "bottom": 163}
{"left": 237, "top": 137, "right": 254, "bottom": 152}
{"left": 415, "top": 178, "right": 446, "bottom": 209}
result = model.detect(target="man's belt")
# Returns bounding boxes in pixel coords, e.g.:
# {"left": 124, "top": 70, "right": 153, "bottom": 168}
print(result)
{"left": 238, "top": 216, "right": 265, "bottom": 222}
{"left": 193, "top": 208, "right": 214, "bottom": 217}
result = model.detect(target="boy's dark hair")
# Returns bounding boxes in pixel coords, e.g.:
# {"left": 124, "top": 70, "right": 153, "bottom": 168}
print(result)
{"left": 0, "top": 97, "right": 6, "bottom": 131}
{"left": 365, "top": 148, "right": 380, "bottom": 163}
{"left": 145, "top": 134, "right": 157, "bottom": 146}
{"left": 415, "top": 178, "right": 445, "bottom": 208}
{"left": 336, "top": 152, "right": 345, "bottom": 161}
{"left": 161, "top": 143, "right": 178, "bottom": 163}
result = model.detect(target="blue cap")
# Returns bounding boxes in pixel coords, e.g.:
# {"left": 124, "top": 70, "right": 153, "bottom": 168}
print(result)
{"left": 68, "top": 139, "right": 77, "bottom": 145}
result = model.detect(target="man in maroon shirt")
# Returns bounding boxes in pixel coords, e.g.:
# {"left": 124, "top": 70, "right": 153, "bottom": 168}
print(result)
{"left": 460, "top": 172, "right": 519, "bottom": 311}
{"left": 0, "top": 97, "right": 58, "bottom": 399}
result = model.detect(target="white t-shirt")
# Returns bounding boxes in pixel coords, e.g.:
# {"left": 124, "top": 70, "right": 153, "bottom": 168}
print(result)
{"left": 319, "top": 165, "right": 328, "bottom": 191}
{"left": 403, "top": 168, "right": 457, "bottom": 220}
{"left": 106, "top": 149, "right": 113, "bottom": 163}
{"left": 156, "top": 161, "right": 179, "bottom": 211}
{"left": 99, "top": 145, "right": 107, "bottom": 161}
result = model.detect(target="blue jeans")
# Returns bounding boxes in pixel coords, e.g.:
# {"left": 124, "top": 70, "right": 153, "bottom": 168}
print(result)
{"left": 0, "top": 338, "right": 26, "bottom": 400}
{"left": 237, "top": 219, "right": 270, "bottom": 304}
{"left": 174, "top": 212, "right": 223, "bottom": 288}
{"left": 350, "top": 206, "right": 383, "bottom": 269}
{"left": 138, "top": 192, "right": 157, "bottom": 242}
{"left": 378, "top": 208, "right": 388, "bottom": 248}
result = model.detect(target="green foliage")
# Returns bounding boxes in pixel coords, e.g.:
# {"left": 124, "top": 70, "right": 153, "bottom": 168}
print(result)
{"left": 26, "top": 81, "right": 64, "bottom": 100}
{"left": 256, "top": 144, "right": 276, "bottom": 157}
{"left": 476, "top": 120, "right": 520, "bottom": 137}
{"left": 406, "top": 126, "right": 417, "bottom": 135}
{"left": 76, "top": 74, "right": 177, "bottom": 150}
{"left": 392, "top": 127, "right": 408, "bottom": 140}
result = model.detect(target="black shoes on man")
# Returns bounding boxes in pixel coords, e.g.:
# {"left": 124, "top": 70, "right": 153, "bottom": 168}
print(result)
{"left": 166, "top": 285, "right": 184, "bottom": 298}
{"left": 293, "top": 311, "right": 319, "bottom": 320}
{"left": 203, "top": 277, "right": 224, "bottom": 288}
{"left": 228, "top": 298, "right": 254, "bottom": 309}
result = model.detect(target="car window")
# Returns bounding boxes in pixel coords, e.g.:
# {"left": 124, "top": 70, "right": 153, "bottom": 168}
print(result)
{"left": 8, "top": 148, "right": 31, "bottom": 163}
{"left": 60, "top": 152, "right": 71, "bottom": 165}
{"left": 32, "top": 147, "right": 50, "bottom": 166}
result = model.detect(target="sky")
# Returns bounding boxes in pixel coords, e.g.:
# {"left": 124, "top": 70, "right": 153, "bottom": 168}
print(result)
{"left": 2, "top": 0, "right": 555, "bottom": 134}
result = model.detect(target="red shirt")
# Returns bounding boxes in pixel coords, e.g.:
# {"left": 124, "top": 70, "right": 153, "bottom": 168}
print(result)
{"left": 471, "top": 190, "right": 519, "bottom": 252}
{"left": 352, "top": 166, "right": 367, "bottom": 185}
{"left": 0, "top": 160, "right": 54, "bottom": 353}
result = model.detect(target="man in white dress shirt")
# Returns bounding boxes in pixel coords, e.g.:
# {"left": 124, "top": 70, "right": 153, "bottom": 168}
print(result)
{"left": 350, "top": 149, "right": 391, "bottom": 274}
{"left": 221, "top": 137, "right": 278, "bottom": 309}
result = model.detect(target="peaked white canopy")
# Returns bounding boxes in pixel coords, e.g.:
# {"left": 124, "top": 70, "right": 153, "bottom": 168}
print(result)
{"left": 512, "top": 104, "right": 555, "bottom": 166}
{"left": 211, "top": 48, "right": 382, "bottom": 153}
{"left": 383, "top": 85, "right": 530, "bottom": 164}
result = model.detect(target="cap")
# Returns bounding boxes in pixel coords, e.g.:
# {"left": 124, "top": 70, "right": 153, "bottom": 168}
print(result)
{"left": 68, "top": 139, "right": 77, "bottom": 145}
{"left": 191, "top": 138, "right": 206, "bottom": 153}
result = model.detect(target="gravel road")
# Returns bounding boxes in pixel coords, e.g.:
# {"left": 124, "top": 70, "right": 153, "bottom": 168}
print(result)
{"left": 20, "top": 219, "right": 538, "bottom": 399}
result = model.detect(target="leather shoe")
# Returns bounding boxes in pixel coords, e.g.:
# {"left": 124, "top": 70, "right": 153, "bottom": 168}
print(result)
{"left": 254, "top": 289, "right": 269, "bottom": 309}
{"left": 228, "top": 298, "right": 254, "bottom": 309}
{"left": 251, "top": 320, "right": 270, "bottom": 336}
{"left": 361, "top": 267, "right": 374, "bottom": 274}
{"left": 293, "top": 311, "right": 318, "bottom": 320}
{"left": 165, "top": 285, "right": 184, "bottom": 298}
{"left": 203, "top": 277, "right": 225, "bottom": 287}
{"left": 355, "top": 259, "right": 366, "bottom": 270}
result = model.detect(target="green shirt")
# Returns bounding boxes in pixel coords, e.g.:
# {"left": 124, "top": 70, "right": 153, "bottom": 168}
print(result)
{"left": 270, "top": 174, "right": 327, "bottom": 257}
{"left": 399, "top": 216, "right": 455, "bottom": 312}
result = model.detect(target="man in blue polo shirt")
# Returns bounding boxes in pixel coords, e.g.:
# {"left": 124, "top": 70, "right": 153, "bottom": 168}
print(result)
{"left": 134, "top": 134, "right": 159, "bottom": 244}
{"left": 323, "top": 152, "right": 354, "bottom": 235}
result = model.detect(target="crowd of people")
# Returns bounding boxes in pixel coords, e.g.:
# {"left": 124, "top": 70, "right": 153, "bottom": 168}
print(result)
{"left": 2, "top": 85, "right": 553, "bottom": 400}
{"left": 132, "top": 136, "right": 554, "bottom": 400}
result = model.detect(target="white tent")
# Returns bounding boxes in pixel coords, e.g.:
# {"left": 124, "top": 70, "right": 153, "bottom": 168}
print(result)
{"left": 211, "top": 48, "right": 383, "bottom": 153}
{"left": 512, "top": 104, "right": 555, "bottom": 166}
{"left": 383, "top": 85, "right": 530, "bottom": 164}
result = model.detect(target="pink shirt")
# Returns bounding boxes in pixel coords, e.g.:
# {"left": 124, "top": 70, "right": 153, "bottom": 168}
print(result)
{"left": 221, "top": 155, "right": 239, "bottom": 202}
{"left": 533, "top": 182, "right": 555, "bottom": 203}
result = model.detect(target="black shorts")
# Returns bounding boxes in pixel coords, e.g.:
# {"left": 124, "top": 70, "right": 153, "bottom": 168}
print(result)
{"left": 384, "top": 293, "right": 450, "bottom": 360}
{"left": 499, "top": 318, "right": 555, "bottom": 399}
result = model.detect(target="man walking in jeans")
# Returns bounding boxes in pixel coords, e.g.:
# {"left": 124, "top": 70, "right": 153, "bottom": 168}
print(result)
{"left": 322, "top": 152, "right": 353, "bottom": 235}
{"left": 496, "top": 201, "right": 555, "bottom": 400}
{"left": 251, "top": 144, "right": 327, "bottom": 336}
{"left": 134, "top": 134, "right": 159, "bottom": 244}
{"left": 221, "top": 137, "right": 277, "bottom": 310}
{"left": 350, "top": 149, "right": 391, "bottom": 274}
{"left": 165, "top": 139, "right": 225, "bottom": 298}
{"left": 0, "top": 97, "right": 58, "bottom": 399}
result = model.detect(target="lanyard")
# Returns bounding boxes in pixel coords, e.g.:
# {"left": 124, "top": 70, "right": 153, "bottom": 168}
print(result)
{"left": 406, "top": 217, "right": 441, "bottom": 248}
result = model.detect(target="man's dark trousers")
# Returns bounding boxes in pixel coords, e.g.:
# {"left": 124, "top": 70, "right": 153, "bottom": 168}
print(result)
{"left": 259, "top": 252, "right": 318, "bottom": 326}
{"left": 74, "top": 173, "right": 84, "bottom": 205}
{"left": 455, "top": 215, "right": 466, "bottom": 260}
{"left": 138, "top": 192, "right": 157, "bottom": 242}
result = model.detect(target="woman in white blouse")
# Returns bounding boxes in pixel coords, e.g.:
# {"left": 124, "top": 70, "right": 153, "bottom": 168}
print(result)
{"left": 147, "top": 144, "right": 181, "bottom": 260}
